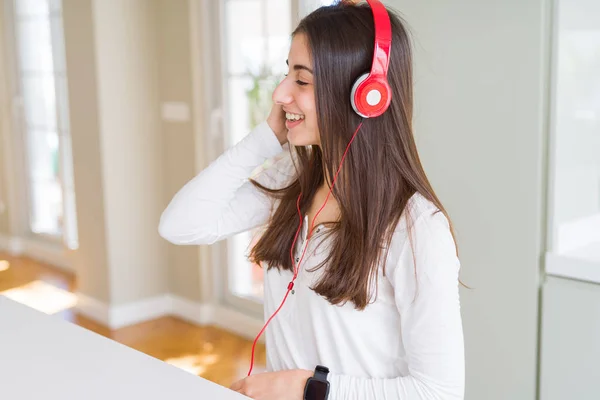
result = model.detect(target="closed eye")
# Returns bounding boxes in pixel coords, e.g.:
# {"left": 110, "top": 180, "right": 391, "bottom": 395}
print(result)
{"left": 283, "top": 73, "right": 309, "bottom": 87}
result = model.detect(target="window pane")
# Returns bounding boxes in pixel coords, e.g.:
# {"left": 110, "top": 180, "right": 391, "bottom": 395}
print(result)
{"left": 16, "top": 17, "right": 54, "bottom": 73}
{"left": 227, "top": 74, "right": 280, "bottom": 146}
{"left": 26, "top": 130, "right": 60, "bottom": 181}
{"left": 266, "top": 0, "right": 291, "bottom": 35}
{"left": 228, "top": 229, "right": 264, "bottom": 301}
{"left": 29, "top": 178, "right": 63, "bottom": 236}
{"left": 49, "top": 0, "right": 62, "bottom": 13}
{"left": 266, "top": 0, "right": 292, "bottom": 74}
{"left": 13, "top": 0, "right": 76, "bottom": 244}
{"left": 15, "top": 0, "right": 50, "bottom": 16}
{"left": 49, "top": 14, "right": 66, "bottom": 73}
{"left": 21, "top": 74, "right": 57, "bottom": 129}
{"left": 223, "top": 0, "right": 293, "bottom": 305}
{"left": 226, "top": 76, "right": 252, "bottom": 145}
{"left": 225, "top": 0, "right": 264, "bottom": 76}
{"left": 26, "top": 129, "right": 63, "bottom": 235}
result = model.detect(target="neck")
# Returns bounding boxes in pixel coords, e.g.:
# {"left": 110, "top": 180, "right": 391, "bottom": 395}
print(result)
{"left": 317, "top": 146, "right": 334, "bottom": 192}
{"left": 322, "top": 165, "right": 333, "bottom": 191}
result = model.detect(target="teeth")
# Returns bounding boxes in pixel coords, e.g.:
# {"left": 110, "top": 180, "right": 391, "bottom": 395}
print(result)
{"left": 286, "top": 112, "right": 305, "bottom": 121}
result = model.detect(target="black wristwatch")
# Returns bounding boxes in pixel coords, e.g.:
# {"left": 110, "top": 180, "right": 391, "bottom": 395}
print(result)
{"left": 304, "top": 365, "right": 330, "bottom": 400}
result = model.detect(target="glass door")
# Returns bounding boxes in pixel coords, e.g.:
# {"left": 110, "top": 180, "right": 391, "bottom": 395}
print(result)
{"left": 211, "top": 0, "right": 336, "bottom": 314}
{"left": 6, "top": 0, "right": 78, "bottom": 249}
{"left": 219, "top": 0, "right": 293, "bottom": 314}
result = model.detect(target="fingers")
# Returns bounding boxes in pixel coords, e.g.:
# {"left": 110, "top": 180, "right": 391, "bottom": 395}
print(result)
{"left": 229, "top": 378, "right": 243, "bottom": 392}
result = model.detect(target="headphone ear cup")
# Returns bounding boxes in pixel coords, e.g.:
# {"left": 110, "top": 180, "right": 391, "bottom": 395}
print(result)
{"left": 350, "top": 73, "right": 370, "bottom": 118}
{"left": 351, "top": 73, "right": 392, "bottom": 118}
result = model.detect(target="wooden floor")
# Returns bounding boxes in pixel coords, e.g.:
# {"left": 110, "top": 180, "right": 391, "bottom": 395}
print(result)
{"left": 0, "top": 252, "right": 265, "bottom": 388}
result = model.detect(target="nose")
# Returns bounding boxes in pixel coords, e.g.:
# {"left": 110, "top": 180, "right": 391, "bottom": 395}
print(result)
{"left": 272, "top": 77, "right": 293, "bottom": 106}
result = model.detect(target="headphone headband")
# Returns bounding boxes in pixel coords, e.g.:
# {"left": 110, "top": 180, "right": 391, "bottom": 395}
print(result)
{"left": 349, "top": 0, "right": 393, "bottom": 118}
{"left": 366, "top": 0, "right": 391, "bottom": 79}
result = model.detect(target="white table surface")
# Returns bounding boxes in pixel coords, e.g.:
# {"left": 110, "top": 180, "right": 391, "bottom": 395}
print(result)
{"left": 0, "top": 295, "right": 250, "bottom": 399}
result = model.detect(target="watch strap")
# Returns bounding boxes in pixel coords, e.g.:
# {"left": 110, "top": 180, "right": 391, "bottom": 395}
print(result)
{"left": 314, "top": 365, "right": 329, "bottom": 381}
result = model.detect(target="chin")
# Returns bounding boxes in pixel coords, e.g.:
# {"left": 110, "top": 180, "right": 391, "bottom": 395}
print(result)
{"left": 287, "top": 129, "right": 319, "bottom": 147}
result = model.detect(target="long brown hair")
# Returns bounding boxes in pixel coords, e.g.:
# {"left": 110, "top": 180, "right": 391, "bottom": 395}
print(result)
{"left": 249, "top": 2, "right": 458, "bottom": 310}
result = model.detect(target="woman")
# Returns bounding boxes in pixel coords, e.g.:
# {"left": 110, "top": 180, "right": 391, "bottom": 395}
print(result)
{"left": 159, "top": 1, "right": 464, "bottom": 399}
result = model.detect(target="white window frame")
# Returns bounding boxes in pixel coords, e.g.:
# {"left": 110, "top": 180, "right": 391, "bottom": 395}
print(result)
{"left": 220, "top": 0, "right": 298, "bottom": 317}
{"left": 1, "top": 0, "right": 78, "bottom": 264}
{"left": 190, "top": 0, "right": 337, "bottom": 323}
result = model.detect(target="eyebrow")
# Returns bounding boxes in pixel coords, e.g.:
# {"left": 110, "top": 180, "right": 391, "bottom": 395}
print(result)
{"left": 286, "top": 59, "right": 313, "bottom": 74}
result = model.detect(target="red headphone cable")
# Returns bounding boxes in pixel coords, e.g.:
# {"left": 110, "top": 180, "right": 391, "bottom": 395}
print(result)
{"left": 247, "top": 120, "right": 364, "bottom": 376}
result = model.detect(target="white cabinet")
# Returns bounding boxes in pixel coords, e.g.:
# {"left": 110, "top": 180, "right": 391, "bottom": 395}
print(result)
{"left": 541, "top": 2, "right": 600, "bottom": 397}
{"left": 540, "top": 276, "right": 600, "bottom": 399}
{"left": 545, "top": 0, "right": 600, "bottom": 284}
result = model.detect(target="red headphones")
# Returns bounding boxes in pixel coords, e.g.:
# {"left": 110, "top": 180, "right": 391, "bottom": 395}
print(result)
{"left": 246, "top": 0, "right": 392, "bottom": 376}
{"left": 350, "top": 0, "right": 392, "bottom": 118}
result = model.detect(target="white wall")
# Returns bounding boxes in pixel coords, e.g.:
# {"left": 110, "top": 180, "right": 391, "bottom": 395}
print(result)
{"left": 389, "top": 0, "right": 550, "bottom": 398}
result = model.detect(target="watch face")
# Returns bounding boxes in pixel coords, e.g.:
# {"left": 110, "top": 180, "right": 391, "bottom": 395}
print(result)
{"left": 306, "top": 379, "right": 329, "bottom": 399}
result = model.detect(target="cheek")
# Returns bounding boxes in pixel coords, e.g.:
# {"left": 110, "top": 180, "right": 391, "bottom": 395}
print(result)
{"left": 309, "top": 109, "right": 319, "bottom": 139}
{"left": 303, "top": 102, "right": 317, "bottom": 127}
{"left": 302, "top": 105, "right": 318, "bottom": 139}
{"left": 310, "top": 116, "right": 320, "bottom": 138}
{"left": 298, "top": 92, "right": 316, "bottom": 117}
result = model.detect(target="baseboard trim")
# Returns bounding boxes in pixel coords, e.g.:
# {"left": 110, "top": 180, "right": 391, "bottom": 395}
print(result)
{"left": 0, "top": 234, "right": 24, "bottom": 255}
{"left": 0, "top": 234, "right": 72, "bottom": 273}
{"left": 75, "top": 291, "right": 111, "bottom": 326}
{"left": 75, "top": 293, "right": 264, "bottom": 342}
{"left": 23, "top": 237, "right": 72, "bottom": 273}
{"left": 168, "top": 294, "right": 213, "bottom": 326}
{"left": 111, "top": 295, "right": 172, "bottom": 329}
{"left": 211, "top": 304, "right": 266, "bottom": 343}
{"left": 76, "top": 293, "right": 173, "bottom": 330}
{"left": 0, "top": 234, "right": 9, "bottom": 253}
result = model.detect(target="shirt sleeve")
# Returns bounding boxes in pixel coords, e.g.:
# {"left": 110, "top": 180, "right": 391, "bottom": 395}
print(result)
{"left": 158, "top": 121, "right": 295, "bottom": 245}
{"left": 328, "top": 209, "right": 465, "bottom": 400}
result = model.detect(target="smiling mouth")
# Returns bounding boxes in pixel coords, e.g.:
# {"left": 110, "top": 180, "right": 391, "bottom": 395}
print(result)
{"left": 285, "top": 112, "right": 305, "bottom": 121}
{"left": 285, "top": 118, "right": 303, "bottom": 129}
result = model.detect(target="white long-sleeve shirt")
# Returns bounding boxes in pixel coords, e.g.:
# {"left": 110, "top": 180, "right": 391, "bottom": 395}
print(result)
{"left": 159, "top": 121, "right": 465, "bottom": 399}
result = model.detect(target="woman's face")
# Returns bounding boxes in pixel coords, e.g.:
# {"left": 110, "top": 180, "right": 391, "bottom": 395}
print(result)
{"left": 272, "top": 33, "right": 320, "bottom": 146}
